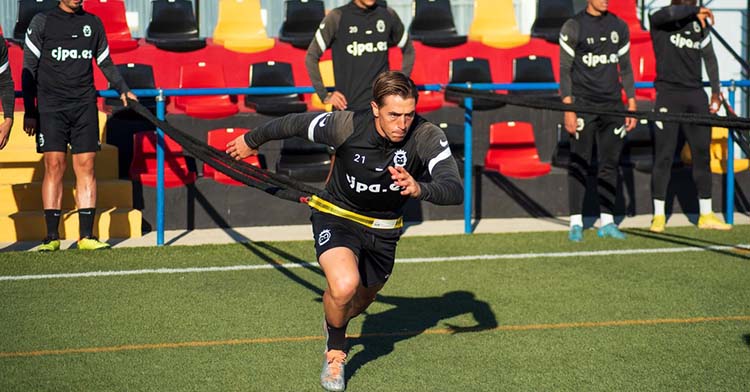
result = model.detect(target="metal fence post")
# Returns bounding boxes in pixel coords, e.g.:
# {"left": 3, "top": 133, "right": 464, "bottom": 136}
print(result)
{"left": 156, "top": 91, "right": 166, "bottom": 246}
{"left": 727, "top": 82, "right": 737, "bottom": 224}
{"left": 464, "top": 97, "right": 473, "bottom": 234}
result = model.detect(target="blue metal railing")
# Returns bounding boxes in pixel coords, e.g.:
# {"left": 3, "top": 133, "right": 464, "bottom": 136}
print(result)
{"left": 97, "top": 80, "right": 749, "bottom": 244}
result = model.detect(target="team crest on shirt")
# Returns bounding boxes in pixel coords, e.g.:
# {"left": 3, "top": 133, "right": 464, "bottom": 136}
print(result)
{"left": 83, "top": 25, "right": 92, "bottom": 37}
{"left": 376, "top": 20, "right": 386, "bottom": 33}
{"left": 610, "top": 31, "right": 619, "bottom": 44}
{"left": 318, "top": 229, "right": 331, "bottom": 246}
{"left": 38, "top": 133, "right": 45, "bottom": 147}
{"left": 393, "top": 149, "right": 407, "bottom": 167}
{"left": 693, "top": 21, "right": 701, "bottom": 33}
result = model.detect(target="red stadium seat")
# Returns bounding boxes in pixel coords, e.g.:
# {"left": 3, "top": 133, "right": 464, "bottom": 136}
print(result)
{"left": 631, "top": 42, "right": 656, "bottom": 100}
{"left": 608, "top": 0, "right": 650, "bottom": 44}
{"left": 174, "top": 61, "right": 238, "bottom": 119}
{"left": 204, "top": 128, "right": 261, "bottom": 186}
{"left": 83, "top": 0, "right": 138, "bottom": 52}
{"left": 130, "top": 131, "right": 196, "bottom": 187}
{"left": 484, "top": 121, "right": 551, "bottom": 178}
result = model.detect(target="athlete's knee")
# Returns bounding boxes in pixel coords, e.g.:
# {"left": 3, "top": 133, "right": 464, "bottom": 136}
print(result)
{"left": 44, "top": 156, "right": 66, "bottom": 176}
{"left": 327, "top": 276, "right": 359, "bottom": 306}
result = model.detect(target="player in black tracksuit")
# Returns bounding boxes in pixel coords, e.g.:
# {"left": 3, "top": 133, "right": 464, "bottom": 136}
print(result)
{"left": 0, "top": 32, "right": 15, "bottom": 150}
{"left": 648, "top": 0, "right": 730, "bottom": 232}
{"left": 559, "top": 0, "right": 637, "bottom": 242}
{"left": 226, "top": 72, "right": 461, "bottom": 392}
{"left": 21, "top": 0, "right": 136, "bottom": 251}
{"left": 305, "top": 0, "right": 415, "bottom": 112}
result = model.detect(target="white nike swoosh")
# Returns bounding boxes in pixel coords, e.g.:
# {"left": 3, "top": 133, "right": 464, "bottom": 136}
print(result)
{"left": 439, "top": 140, "right": 449, "bottom": 148}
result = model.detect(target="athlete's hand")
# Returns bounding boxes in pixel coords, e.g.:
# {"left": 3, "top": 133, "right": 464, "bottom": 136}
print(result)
{"left": 121, "top": 91, "right": 138, "bottom": 107}
{"left": 697, "top": 7, "right": 714, "bottom": 28}
{"left": 226, "top": 134, "right": 258, "bottom": 160}
{"left": 625, "top": 99, "right": 637, "bottom": 132}
{"left": 388, "top": 165, "right": 421, "bottom": 198}
{"left": 0, "top": 117, "right": 12, "bottom": 150}
{"left": 325, "top": 91, "right": 348, "bottom": 111}
{"left": 709, "top": 93, "right": 721, "bottom": 114}
{"left": 23, "top": 115, "right": 37, "bottom": 136}
{"left": 564, "top": 111, "right": 578, "bottom": 136}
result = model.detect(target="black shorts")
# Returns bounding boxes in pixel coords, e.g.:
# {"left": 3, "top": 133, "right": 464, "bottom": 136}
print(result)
{"left": 37, "top": 103, "right": 101, "bottom": 154}
{"left": 311, "top": 210, "right": 402, "bottom": 288}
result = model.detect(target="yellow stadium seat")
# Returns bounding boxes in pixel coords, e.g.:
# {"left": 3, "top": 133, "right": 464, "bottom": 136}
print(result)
{"left": 468, "top": 0, "right": 530, "bottom": 49}
{"left": 310, "top": 60, "right": 334, "bottom": 112}
{"left": 212, "top": 0, "right": 275, "bottom": 53}
{"left": 708, "top": 127, "right": 749, "bottom": 173}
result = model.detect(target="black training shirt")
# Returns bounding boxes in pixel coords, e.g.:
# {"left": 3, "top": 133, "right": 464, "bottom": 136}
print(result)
{"left": 22, "top": 6, "right": 129, "bottom": 114}
{"left": 0, "top": 34, "right": 14, "bottom": 118}
{"left": 245, "top": 110, "right": 463, "bottom": 219}
{"left": 649, "top": 5, "right": 720, "bottom": 94}
{"left": 305, "top": 2, "right": 415, "bottom": 111}
{"left": 559, "top": 10, "right": 635, "bottom": 103}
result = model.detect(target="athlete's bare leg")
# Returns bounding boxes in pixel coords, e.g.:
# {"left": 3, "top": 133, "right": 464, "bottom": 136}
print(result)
{"left": 42, "top": 152, "right": 66, "bottom": 210}
{"left": 72, "top": 152, "right": 96, "bottom": 209}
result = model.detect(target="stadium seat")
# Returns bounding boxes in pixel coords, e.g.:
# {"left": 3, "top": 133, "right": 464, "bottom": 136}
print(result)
{"left": 212, "top": 0, "right": 275, "bottom": 53}
{"left": 11, "top": 0, "right": 58, "bottom": 44}
{"left": 309, "top": 59, "right": 334, "bottom": 112}
{"left": 82, "top": 0, "right": 138, "bottom": 52}
{"left": 245, "top": 61, "right": 307, "bottom": 115}
{"left": 631, "top": 43, "right": 656, "bottom": 100}
{"left": 276, "top": 137, "right": 334, "bottom": 183}
{"left": 278, "top": 0, "right": 326, "bottom": 49}
{"left": 174, "top": 61, "right": 238, "bottom": 119}
{"left": 204, "top": 128, "right": 261, "bottom": 186}
{"left": 608, "top": 0, "right": 650, "bottom": 44}
{"left": 408, "top": 50, "right": 445, "bottom": 112}
{"left": 409, "top": 0, "right": 467, "bottom": 48}
{"left": 484, "top": 121, "right": 551, "bottom": 178}
{"left": 444, "top": 57, "right": 504, "bottom": 110}
{"left": 105, "top": 63, "right": 157, "bottom": 111}
{"left": 130, "top": 131, "right": 197, "bottom": 187}
{"left": 531, "top": 0, "right": 575, "bottom": 43}
{"left": 510, "top": 55, "right": 558, "bottom": 97}
{"left": 468, "top": 0, "right": 530, "bottom": 49}
{"left": 146, "top": 0, "right": 207, "bottom": 52}
{"left": 703, "top": 127, "right": 750, "bottom": 174}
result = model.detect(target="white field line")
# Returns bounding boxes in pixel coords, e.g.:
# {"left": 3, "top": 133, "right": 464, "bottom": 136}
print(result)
{"left": 1, "top": 244, "right": 747, "bottom": 282}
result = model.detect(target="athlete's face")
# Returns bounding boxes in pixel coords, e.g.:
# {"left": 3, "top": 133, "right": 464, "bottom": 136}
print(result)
{"left": 371, "top": 95, "right": 416, "bottom": 144}
{"left": 59, "top": 0, "right": 83, "bottom": 12}
{"left": 353, "top": 0, "right": 378, "bottom": 9}
{"left": 587, "top": 0, "right": 608, "bottom": 14}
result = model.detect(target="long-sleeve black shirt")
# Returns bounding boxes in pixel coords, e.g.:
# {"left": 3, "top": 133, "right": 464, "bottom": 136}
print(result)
{"left": 305, "top": 1, "right": 415, "bottom": 111}
{"left": 22, "top": 6, "right": 129, "bottom": 115}
{"left": 649, "top": 5, "right": 720, "bottom": 94}
{"left": 0, "top": 34, "right": 15, "bottom": 118}
{"left": 245, "top": 110, "right": 463, "bottom": 220}
{"left": 559, "top": 10, "right": 635, "bottom": 103}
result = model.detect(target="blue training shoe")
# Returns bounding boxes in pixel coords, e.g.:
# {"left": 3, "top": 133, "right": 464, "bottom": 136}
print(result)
{"left": 597, "top": 223, "right": 626, "bottom": 239}
{"left": 568, "top": 225, "right": 583, "bottom": 242}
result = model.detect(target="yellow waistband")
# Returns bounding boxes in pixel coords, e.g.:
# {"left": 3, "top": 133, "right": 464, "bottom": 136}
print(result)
{"left": 308, "top": 195, "right": 403, "bottom": 229}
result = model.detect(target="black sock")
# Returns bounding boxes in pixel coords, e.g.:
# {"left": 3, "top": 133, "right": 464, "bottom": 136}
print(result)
{"left": 44, "top": 209, "right": 61, "bottom": 240}
{"left": 78, "top": 208, "right": 96, "bottom": 239}
{"left": 325, "top": 318, "right": 349, "bottom": 351}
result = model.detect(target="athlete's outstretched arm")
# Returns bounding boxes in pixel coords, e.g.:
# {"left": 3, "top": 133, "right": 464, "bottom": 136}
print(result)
{"left": 227, "top": 111, "right": 354, "bottom": 160}
{"left": 412, "top": 124, "right": 463, "bottom": 205}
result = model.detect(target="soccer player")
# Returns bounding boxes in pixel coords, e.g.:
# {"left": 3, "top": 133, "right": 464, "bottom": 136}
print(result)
{"left": 305, "top": 0, "right": 415, "bottom": 111}
{"left": 648, "top": 1, "right": 730, "bottom": 232}
{"left": 22, "top": 0, "right": 136, "bottom": 251}
{"left": 559, "top": 0, "right": 637, "bottom": 242}
{"left": 226, "top": 71, "right": 462, "bottom": 391}
{"left": 0, "top": 32, "right": 14, "bottom": 150}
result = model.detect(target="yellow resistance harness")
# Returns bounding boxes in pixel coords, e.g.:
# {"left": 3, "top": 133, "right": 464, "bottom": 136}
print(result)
{"left": 308, "top": 195, "right": 403, "bottom": 229}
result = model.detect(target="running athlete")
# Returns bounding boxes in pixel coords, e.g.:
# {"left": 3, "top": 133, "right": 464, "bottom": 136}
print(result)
{"left": 226, "top": 71, "right": 462, "bottom": 392}
{"left": 559, "top": 0, "right": 637, "bottom": 242}
{"left": 22, "top": 0, "right": 137, "bottom": 251}
{"left": 648, "top": 0, "right": 730, "bottom": 232}
{"left": 0, "top": 32, "right": 14, "bottom": 150}
{"left": 306, "top": 0, "right": 415, "bottom": 111}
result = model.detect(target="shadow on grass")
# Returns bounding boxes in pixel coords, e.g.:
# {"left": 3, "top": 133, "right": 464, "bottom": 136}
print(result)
{"left": 623, "top": 228, "right": 750, "bottom": 261}
{"left": 346, "top": 291, "right": 497, "bottom": 383}
{"left": 743, "top": 334, "right": 750, "bottom": 349}
{"left": 241, "top": 241, "right": 325, "bottom": 297}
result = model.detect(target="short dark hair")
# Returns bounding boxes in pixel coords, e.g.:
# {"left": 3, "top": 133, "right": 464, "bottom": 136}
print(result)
{"left": 372, "top": 71, "right": 419, "bottom": 107}
{"left": 671, "top": 0, "right": 696, "bottom": 5}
